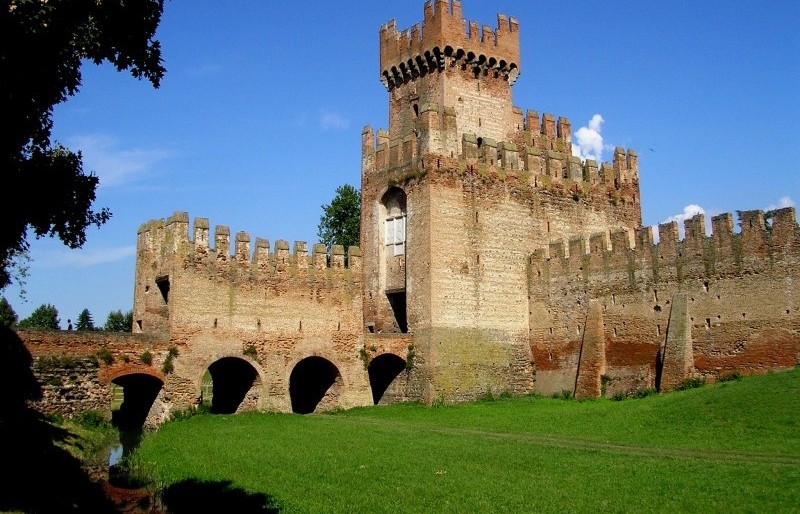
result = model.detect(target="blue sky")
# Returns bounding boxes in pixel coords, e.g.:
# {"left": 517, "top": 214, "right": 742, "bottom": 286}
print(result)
{"left": 4, "top": 1, "right": 799, "bottom": 325}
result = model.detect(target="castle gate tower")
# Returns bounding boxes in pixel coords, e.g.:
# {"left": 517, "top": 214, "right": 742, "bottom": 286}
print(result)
{"left": 361, "top": 0, "right": 642, "bottom": 402}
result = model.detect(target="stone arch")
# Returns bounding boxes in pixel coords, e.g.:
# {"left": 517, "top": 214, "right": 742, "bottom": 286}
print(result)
{"left": 101, "top": 363, "right": 165, "bottom": 385}
{"left": 368, "top": 353, "right": 407, "bottom": 404}
{"left": 200, "top": 356, "right": 262, "bottom": 414}
{"left": 110, "top": 372, "right": 164, "bottom": 432}
{"left": 288, "top": 356, "right": 343, "bottom": 414}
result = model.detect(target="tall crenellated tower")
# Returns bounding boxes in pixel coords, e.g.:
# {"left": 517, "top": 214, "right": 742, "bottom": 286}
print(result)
{"left": 379, "top": 0, "right": 521, "bottom": 156}
{"left": 362, "top": 0, "right": 643, "bottom": 403}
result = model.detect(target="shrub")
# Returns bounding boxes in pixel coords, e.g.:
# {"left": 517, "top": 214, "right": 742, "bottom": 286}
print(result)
{"left": 358, "top": 347, "right": 370, "bottom": 370}
{"left": 718, "top": 371, "right": 743, "bottom": 383}
{"left": 612, "top": 391, "right": 627, "bottom": 401}
{"left": 95, "top": 347, "right": 114, "bottom": 365}
{"left": 140, "top": 351, "right": 153, "bottom": 365}
{"left": 406, "top": 344, "right": 416, "bottom": 370}
{"left": 243, "top": 345, "right": 257, "bottom": 359}
{"left": 676, "top": 377, "right": 706, "bottom": 391}
{"left": 73, "top": 409, "right": 109, "bottom": 429}
{"left": 631, "top": 387, "right": 657, "bottom": 399}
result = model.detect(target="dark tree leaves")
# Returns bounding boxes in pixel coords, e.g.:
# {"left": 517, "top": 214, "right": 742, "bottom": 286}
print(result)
{"left": 0, "top": 297, "right": 18, "bottom": 328}
{"left": 75, "top": 308, "right": 95, "bottom": 331}
{"left": 17, "top": 303, "right": 60, "bottom": 330}
{"left": 317, "top": 184, "right": 361, "bottom": 251}
{"left": 0, "top": 0, "right": 166, "bottom": 289}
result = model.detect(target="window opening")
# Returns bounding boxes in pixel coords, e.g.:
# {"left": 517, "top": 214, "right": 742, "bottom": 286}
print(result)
{"left": 155, "top": 276, "right": 170, "bottom": 304}
{"left": 385, "top": 214, "right": 406, "bottom": 256}
{"left": 386, "top": 292, "right": 408, "bottom": 333}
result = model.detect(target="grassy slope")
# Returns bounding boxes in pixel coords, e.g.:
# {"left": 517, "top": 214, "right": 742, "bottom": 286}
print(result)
{"left": 134, "top": 369, "right": 800, "bottom": 513}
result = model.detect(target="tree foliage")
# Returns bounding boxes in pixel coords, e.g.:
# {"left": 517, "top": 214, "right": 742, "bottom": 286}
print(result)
{"left": 0, "top": 0, "right": 166, "bottom": 289}
{"left": 17, "top": 303, "right": 60, "bottom": 330}
{"left": 75, "top": 308, "right": 95, "bottom": 331}
{"left": 317, "top": 184, "right": 361, "bottom": 251}
{"left": 0, "top": 297, "right": 18, "bottom": 328}
{"left": 104, "top": 309, "right": 133, "bottom": 332}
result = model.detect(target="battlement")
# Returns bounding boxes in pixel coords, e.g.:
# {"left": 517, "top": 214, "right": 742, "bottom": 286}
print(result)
{"left": 363, "top": 108, "right": 639, "bottom": 198}
{"left": 532, "top": 207, "right": 799, "bottom": 280}
{"left": 380, "top": 0, "right": 520, "bottom": 90}
{"left": 137, "top": 212, "right": 361, "bottom": 275}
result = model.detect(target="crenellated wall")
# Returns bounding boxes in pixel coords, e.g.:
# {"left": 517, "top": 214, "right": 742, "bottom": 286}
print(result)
{"left": 529, "top": 207, "right": 800, "bottom": 397}
{"left": 132, "top": 212, "right": 373, "bottom": 413}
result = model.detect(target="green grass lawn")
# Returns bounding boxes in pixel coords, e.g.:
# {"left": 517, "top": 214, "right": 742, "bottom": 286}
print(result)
{"left": 133, "top": 368, "right": 800, "bottom": 513}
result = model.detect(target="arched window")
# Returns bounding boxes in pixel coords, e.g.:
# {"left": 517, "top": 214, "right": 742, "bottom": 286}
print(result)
{"left": 383, "top": 188, "right": 406, "bottom": 256}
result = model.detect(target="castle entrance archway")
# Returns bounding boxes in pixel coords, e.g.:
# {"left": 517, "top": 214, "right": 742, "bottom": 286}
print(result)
{"left": 203, "top": 357, "right": 259, "bottom": 414}
{"left": 289, "top": 356, "right": 342, "bottom": 414}
{"left": 111, "top": 373, "right": 164, "bottom": 431}
{"left": 110, "top": 373, "right": 164, "bottom": 469}
{"left": 368, "top": 353, "right": 406, "bottom": 404}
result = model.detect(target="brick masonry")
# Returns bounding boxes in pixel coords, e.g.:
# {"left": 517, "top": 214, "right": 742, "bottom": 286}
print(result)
{"left": 14, "top": 0, "right": 799, "bottom": 421}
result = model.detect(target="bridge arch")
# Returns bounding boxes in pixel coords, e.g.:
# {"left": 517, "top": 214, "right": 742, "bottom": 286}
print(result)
{"left": 368, "top": 353, "right": 407, "bottom": 405}
{"left": 110, "top": 372, "right": 164, "bottom": 431}
{"left": 288, "top": 355, "right": 343, "bottom": 414}
{"left": 200, "top": 356, "right": 263, "bottom": 414}
{"left": 101, "top": 363, "right": 165, "bottom": 385}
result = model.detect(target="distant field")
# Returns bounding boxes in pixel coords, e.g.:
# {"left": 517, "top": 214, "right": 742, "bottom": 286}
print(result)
{"left": 134, "top": 368, "right": 800, "bottom": 513}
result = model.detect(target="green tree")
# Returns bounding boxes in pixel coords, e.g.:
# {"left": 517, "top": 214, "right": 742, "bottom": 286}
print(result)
{"left": 17, "top": 303, "right": 60, "bottom": 330}
{"left": 0, "top": 297, "right": 18, "bottom": 328}
{"left": 75, "top": 308, "right": 95, "bottom": 331}
{"left": 104, "top": 309, "right": 133, "bottom": 332}
{"left": 317, "top": 184, "right": 361, "bottom": 251}
{"left": 0, "top": 0, "right": 166, "bottom": 290}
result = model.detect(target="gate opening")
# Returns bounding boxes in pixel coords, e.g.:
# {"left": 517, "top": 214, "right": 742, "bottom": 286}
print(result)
{"left": 368, "top": 353, "right": 407, "bottom": 404}
{"left": 289, "top": 357, "right": 341, "bottom": 414}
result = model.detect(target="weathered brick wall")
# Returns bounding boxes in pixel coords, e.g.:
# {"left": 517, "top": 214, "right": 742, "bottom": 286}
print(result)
{"left": 530, "top": 208, "right": 800, "bottom": 397}
{"left": 133, "top": 214, "right": 375, "bottom": 414}
{"left": 18, "top": 330, "right": 171, "bottom": 422}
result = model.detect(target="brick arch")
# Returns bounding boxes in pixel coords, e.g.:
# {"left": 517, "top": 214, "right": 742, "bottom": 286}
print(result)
{"left": 285, "top": 349, "right": 347, "bottom": 388}
{"left": 198, "top": 355, "right": 264, "bottom": 414}
{"left": 100, "top": 363, "right": 166, "bottom": 385}
{"left": 193, "top": 352, "right": 268, "bottom": 402}
{"left": 367, "top": 352, "right": 407, "bottom": 405}
{"left": 195, "top": 353, "right": 266, "bottom": 382}
{"left": 287, "top": 352, "right": 346, "bottom": 414}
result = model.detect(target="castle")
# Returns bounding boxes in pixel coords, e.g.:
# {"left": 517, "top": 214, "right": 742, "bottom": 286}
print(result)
{"left": 19, "top": 1, "right": 799, "bottom": 423}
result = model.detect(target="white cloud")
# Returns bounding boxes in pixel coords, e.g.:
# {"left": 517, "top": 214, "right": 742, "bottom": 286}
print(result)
{"left": 36, "top": 245, "right": 136, "bottom": 269}
{"left": 571, "top": 114, "right": 605, "bottom": 162}
{"left": 67, "top": 134, "right": 173, "bottom": 187}
{"left": 766, "top": 196, "right": 795, "bottom": 211}
{"left": 319, "top": 110, "right": 349, "bottom": 130}
{"left": 652, "top": 204, "right": 707, "bottom": 243}
{"left": 663, "top": 204, "right": 706, "bottom": 225}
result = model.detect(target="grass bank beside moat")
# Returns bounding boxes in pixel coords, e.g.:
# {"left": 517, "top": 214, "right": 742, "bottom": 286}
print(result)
{"left": 132, "top": 368, "right": 800, "bottom": 513}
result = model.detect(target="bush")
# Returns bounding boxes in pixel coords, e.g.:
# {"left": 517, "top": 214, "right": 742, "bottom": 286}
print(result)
{"left": 631, "top": 387, "right": 657, "bottom": 399}
{"left": 243, "top": 345, "right": 257, "bottom": 359}
{"left": 718, "top": 371, "right": 743, "bottom": 383}
{"left": 95, "top": 347, "right": 114, "bottom": 365}
{"left": 676, "top": 377, "right": 706, "bottom": 391}
{"left": 140, "top": 351, "right": 153, "bottom": 365}
{"left": 73, "top": 409, "right": 109, "bottom": 429}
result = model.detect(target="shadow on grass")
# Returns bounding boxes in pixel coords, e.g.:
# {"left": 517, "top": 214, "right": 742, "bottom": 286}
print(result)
{"left": 0, "top": 325, "right": 120, "bottom": 513}
{"left": 162, "top": 479, "right": 281, "bottom": 513}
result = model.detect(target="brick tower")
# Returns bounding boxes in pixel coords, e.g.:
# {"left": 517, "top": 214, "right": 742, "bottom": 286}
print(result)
{"left": 361, "top": 0, "right": 642, "bottom": 403}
